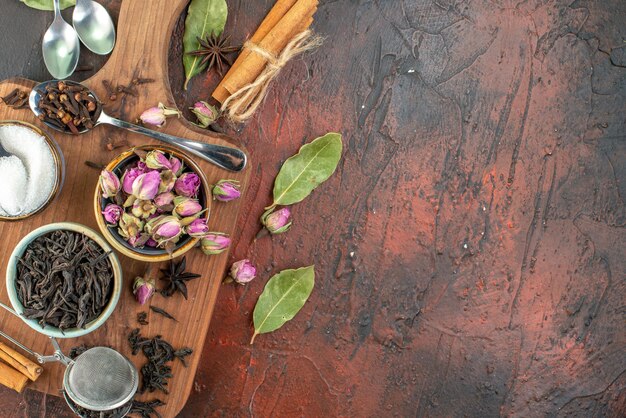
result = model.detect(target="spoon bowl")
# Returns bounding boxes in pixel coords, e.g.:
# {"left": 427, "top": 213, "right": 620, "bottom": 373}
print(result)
{"left": 30, "top": 80, "right": 247, "bottom": 172}
{"left": 42, "top": 0, "right": 80, "bottom": 79}
{"left": 73, "top": 0, "right": 116, "bottom": 55}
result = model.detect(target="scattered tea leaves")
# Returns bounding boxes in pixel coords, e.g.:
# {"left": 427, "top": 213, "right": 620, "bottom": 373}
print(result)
{"left": 251, "top": 266, "right": 315, "bottom": 344}
{"left": 269, "top": 133, "right": 343, "bottom": 209}
{"left": 20, "top": 0, "right": 75, "bottom": 10}
{"left": 183, "top": 0, "right": 228, "bottom": 89}
{"left": 137, "top": 311, "right": 149, "bottom": 326}
{"left": 150, "top": 306, "right": 177, "bottom": 322}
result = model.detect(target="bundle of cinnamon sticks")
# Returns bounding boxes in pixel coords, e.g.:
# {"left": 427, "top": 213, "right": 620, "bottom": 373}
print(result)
{"left": 213, "top": 0, "right": 320, "bottom": 122}
{"left": 0, "top": 341, "right": 42, "bottom": 392}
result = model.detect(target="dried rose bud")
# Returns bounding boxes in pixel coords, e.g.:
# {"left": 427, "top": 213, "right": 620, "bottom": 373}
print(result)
{"left": 131, "top": 199, "right": 157, "bottom": 219}
{"left": 145, "top": 238, "right": 158, "bottom": 247}
{"left": 99, "top": 169, "right": 120, "bottom": 198}
{"left": 133, "top": 276, "right": 155, "bottom": 305}
{"left": 139, "top": 103, "right": 180, "bottom": 127}
{"left": 145, "top": 150, "right": 172, "bottom": 170}
{"left": 154, "top": 192, "right": 175, "bottom": 208}
{"left": 173, "top": 196, "right": 203, "bottom": 217}
{"left": 128, "top": 233, "right": 151, "bottom": 248}
{"left": 159, "top": 170, "right": 177, "bottom": 194}
{"left": 229, "top": 259, "right": 256, "bottom": 284}
{"left": 262, "top": 207, "right": 293, "bottom": 234}
{"left": 190, "top": 101, "right": 219, "bottom": 128}
{"left": 170, "top": 156, "right": 183, "bottom": 176}
{"left": 121, "top": 167, "right": 142, "bottom": 194}
{"left": 174, "top": 172, "right": 201, "bottom": 198}
{"left": 212, "top": 180, "right": 241, "bottom": 202}
{"left": 200, "top": 233, "right": 230, "bottom": 255}
{"left": 186, "top": 218, "right": 210, "bottom": 238}
{"left": 132, "top": 170, "right": 161, "bottom": 200}
{"left": 102, "top": 203, "right": 123, "bottom": 225}
{"left": 118, "top": 212, "right": 145, "bottom": 240}
{"left": 148, "top": 215, "right": 182, "bottom": 246}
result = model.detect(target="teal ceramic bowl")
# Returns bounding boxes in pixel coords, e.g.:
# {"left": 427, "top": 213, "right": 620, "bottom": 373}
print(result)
{"left": 5, "top": 222, "right": 123, "bottom": 339}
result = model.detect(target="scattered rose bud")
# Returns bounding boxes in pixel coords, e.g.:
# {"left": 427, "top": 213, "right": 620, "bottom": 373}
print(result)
{"left": 102, "top": 203, "right": 123, "bottom": 225}
{"left": 145, "top": 150, "right": 173, "bottom": 170}
{"left": 174, "top": 172, "right": 201, "bottom": 197}
{"left": 200, "top": 233, "right": 231, "bottom": 255}
{"left": 133, "top": 276, "right": 155, "bottom": 305}
{"left": 148, "top": 215, "right": 182, "bottom": 246}
{"left": 186, "top": 218, "right": 210, "bottom": 238}
{"left": 170, "top": 156, "right": 183, "bottom": 176}
{"left": 229, "top": 259, "right": 256, "bottom": 284}
{"left": 131, "top": 199, "right": 157, "bottom": 219}
{"left": 173, "top": 196, "right": 203, "bottom": 217}
{"left": 139, "top": 103, "right": 180, "bottom": 127}
{"left": 118, "top": 212, "right": 145, "bottom": 240}
{"left": 159, "top": 170, "right": 177, "bottom": 194}
{"left": 212, "top": 180, "right": 240, "bottom": 202}
{"left": 154, "top": 192, "right": 175, "bottom": 208}
{"left": 99, "top": 170, "right": 120, "bottom": 198}
{"left": 132, "top": 170, "right": 161, "bottom": 200}
{"left": 262, "top": 207, "right": 292, "bottom": 234}
{"left": 190, "top": 101, "right": 219, "bottom": 128}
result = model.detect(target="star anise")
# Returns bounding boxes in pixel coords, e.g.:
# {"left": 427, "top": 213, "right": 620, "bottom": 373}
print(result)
{"left": 159, "top": 256, "right": 201, "bottom": 299}
{"left": 188, "top": 33, "right": 240, "bottom": 76}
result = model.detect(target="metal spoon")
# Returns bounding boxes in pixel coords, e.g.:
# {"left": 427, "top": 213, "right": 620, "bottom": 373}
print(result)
{"left": 29, "top": 80, "right": 247, "bottom": 172}
{"left": 42, "top": 0, "right": 80, "bottom": 79}
{"left": 73, "top": 0, "right": 116, "bottom": 55}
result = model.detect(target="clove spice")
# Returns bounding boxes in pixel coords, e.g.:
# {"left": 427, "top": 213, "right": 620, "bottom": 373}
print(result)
{"left": 37, "top": 81, "right": 101, "bottom": 134}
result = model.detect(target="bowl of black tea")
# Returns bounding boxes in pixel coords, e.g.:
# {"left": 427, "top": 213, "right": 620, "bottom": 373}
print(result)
{"left": 5, "top": 222, "right": 122, "bottom": 339}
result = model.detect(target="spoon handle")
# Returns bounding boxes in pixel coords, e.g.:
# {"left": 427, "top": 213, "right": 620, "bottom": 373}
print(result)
{"left": 53, "top": 0, "right": 61, "bottom": 16}
{"left": 98, "top": 114, "right": 247, "bottom": 172}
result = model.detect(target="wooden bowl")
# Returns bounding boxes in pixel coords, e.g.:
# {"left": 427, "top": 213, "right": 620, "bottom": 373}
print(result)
{"left": 94, "top": 145, "right": 211, "bottom": 263}
{"left": 0, "top": 120, "right": 65, "bottom": 221}
{"left": 5, "top": 222, "right": 123, "bottom": 339}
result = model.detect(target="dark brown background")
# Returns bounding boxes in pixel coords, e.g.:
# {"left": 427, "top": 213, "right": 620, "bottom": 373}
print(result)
{"left": 0, "top": 0, "right": 624, "bottom": 417}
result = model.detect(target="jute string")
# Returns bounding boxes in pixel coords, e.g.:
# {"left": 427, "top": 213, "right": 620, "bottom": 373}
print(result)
{"left": 221, "top": 30, "right": 323, "bottom": 123}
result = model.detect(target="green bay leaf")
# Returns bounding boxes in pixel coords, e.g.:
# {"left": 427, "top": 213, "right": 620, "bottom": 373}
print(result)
{"left": 271, "top": 133, "right": 343, "bottom": 208}
{"left": 21, "top": 0, "right": 75, "bottom": 10}
{"left": 251, "top": 266, "right": 315, "bottom": 344}
{"left": 182, "top": 0, "right": 227, "bottom": 90}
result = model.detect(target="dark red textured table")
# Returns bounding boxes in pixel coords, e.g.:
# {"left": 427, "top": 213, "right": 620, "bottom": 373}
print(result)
{"left": 0, "top": 1, "right": 625, "bottom": 417}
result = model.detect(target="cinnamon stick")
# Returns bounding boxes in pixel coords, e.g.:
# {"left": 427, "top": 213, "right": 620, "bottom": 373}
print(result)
{"left": 213, "top": 0, "right": 318, "bottom": 103}
{"left": 0, "top": 361, "right": 28, "bottom": 393}
{"left": 0, "top": 342, "right": 42, "bottom": 381}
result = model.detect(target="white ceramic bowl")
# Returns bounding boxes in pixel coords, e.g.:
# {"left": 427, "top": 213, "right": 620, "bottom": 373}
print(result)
{"left": 5, "top": 222, "right": 122, "bottom": 338}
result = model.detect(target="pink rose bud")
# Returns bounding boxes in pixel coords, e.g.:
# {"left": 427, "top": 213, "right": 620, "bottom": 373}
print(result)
{"left": 200, "top": 233, "right": 230, "bottom": 255}
{"left": 159, "top": 170, "right": 177, "bottom": 194}
{"left": 102, "top": 203, "right": 123, "bottom": 225}
{"left": 229, "top": 259, "right": 256, "bottom": 284}
{"left": 149, "top": 215, "right": 182, "bottom": 245}
{"left": 131, "top": 199, "right": 157, "bottom": 219}
{"left": 139, "top": 103, "right": 180, "bottom": 127}
{"left": 173, "top": 196, "right": 203, "bottom": 217}
{"left": 145, "top": 150, "right": 172, "bottom": 170}
{"left": 262, "top": 207, "right": 293, "bottom": 234}
{"left": 154, "top": 192, "right": 175, "bottom": 208}
{"left": 132, "top": 170, "right": 161, "bottom": 200}
{"left": 186, "top": 218, "right": 210, "bottom": 238}
{"left": 99, "top": 170, "right": 121, "bottom": 198}
{"left": 174, "top": 172, "right": 201, "bottom": 197}
{"left": 212, "top": 180, "right": 241, "bottom": 202}
{"left": 190, "top": 101, "right": 219, "bottom": 128}
{"left": 145, "top": 238, "right": 158, "bottom": 247}
{"left": 169, "top": 156, "right": 183, "bottom": 176}
{"left": 133, "top": 276, "right": 155, "bottom": 305}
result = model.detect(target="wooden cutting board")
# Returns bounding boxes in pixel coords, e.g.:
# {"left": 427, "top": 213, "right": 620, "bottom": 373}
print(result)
{"left": 0, "top": 1, "right": 249, "bottom": 416}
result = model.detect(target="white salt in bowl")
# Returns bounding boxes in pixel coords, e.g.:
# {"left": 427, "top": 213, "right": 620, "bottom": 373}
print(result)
{"left": 0, "top": 120, "right": 65, "bottom": 221}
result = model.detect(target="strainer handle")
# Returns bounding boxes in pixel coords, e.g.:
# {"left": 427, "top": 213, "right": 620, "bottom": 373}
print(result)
{"left": 50, "top": 337, "right": 74, "bottom": 366}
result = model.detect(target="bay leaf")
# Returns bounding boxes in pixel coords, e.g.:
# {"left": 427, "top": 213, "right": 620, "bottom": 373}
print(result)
{"left": 251, "top": 266, "right": 315, "bottom": 344}
{"left": 182, "top": 0, "right": 227, "bottom": 90}
{"left": 271, "top": 133, "right": 343, "bottom": 208}
{"left": 21, "top": 0, "right": 75, "bottom": 10}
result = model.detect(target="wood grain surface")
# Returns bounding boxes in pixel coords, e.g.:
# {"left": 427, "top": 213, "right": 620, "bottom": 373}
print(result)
{"left": 1, "top": 0, "right": 625, "bottom": 417}
{"left": 0, "top": 1, "right": 250, "bottom": 417}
